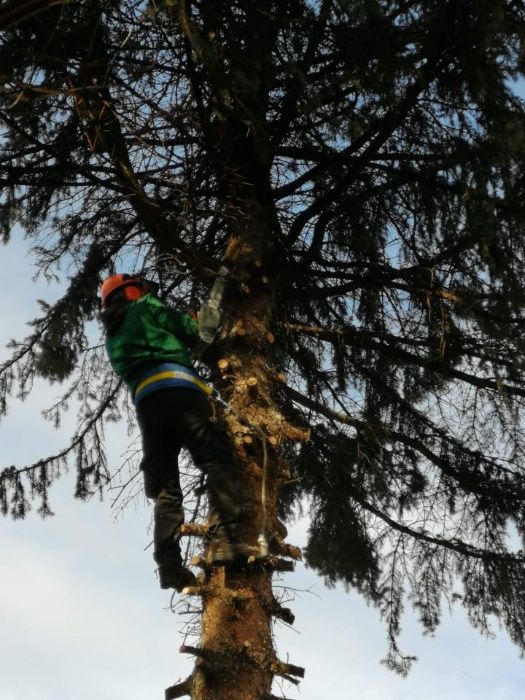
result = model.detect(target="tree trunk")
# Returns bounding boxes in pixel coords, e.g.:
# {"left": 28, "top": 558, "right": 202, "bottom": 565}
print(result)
{"left": 177, "top": 192, "right": 305, "bottom": 699}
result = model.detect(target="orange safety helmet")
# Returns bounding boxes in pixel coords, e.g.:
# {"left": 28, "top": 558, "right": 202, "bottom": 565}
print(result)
{"left": 100, "top": 273, "right": 145, "bottom": 308}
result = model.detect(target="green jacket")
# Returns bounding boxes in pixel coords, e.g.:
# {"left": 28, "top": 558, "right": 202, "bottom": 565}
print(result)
{"left": 104, "top": 294, "right": 198, "bottom": 390}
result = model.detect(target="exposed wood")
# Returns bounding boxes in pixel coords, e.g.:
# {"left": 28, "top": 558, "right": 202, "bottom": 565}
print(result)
{"left": 191, "top": 555, "right": 211, "bottom": 570}
{"left": 182, "top": 585, "right": 207, "bottom": 596}
{"left": 230, "top": 320, "right": 247, "bottom": 336}
{"left": 180, "top": 522, "right": 208, "bottom": 537}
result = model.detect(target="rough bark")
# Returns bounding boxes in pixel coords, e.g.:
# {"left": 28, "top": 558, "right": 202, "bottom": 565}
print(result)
{"left": 182, "top": 190, "right": 305, "bottom": 699}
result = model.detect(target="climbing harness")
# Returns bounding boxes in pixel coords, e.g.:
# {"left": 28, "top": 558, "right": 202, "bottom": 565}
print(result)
{"left": 133, "top": 362, "right": 213, "bottom": 405}
{"left": 211, "top": 388, "right": 269, "bottom": 558}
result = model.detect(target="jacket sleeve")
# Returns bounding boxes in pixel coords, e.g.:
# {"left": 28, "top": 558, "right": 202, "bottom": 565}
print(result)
{"left": 151, "top": 297, "right": 199, "bottom": 342}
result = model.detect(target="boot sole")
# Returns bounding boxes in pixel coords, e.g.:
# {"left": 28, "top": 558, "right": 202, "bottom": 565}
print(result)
{"left": 158, "top": 569, "right": 197, "bottom": 591}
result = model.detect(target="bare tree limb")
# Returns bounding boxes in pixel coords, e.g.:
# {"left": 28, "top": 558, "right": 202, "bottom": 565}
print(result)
{"left": 0, "top": 0, "right": 73, "bottom": 30}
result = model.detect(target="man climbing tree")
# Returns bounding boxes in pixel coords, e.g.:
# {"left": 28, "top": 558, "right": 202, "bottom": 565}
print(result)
{"left": 1, "top": 2, "right": 525, "bottom": 699}
{"left": 100, "top": 272, "right": 253, "bottom": 592}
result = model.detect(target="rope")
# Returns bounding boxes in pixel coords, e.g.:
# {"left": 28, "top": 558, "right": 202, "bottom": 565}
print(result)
{"left": 211, "top": 388, "right": 269, "bottom": 556}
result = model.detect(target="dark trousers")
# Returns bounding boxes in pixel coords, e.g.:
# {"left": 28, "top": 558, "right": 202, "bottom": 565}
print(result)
{"left": 136, "top": 388, "right": 243, "bottom": 566}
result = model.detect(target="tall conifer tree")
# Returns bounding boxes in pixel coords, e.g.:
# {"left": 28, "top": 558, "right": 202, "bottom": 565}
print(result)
{"left": 1, "top": 1, "right": 525, "bottom": 697}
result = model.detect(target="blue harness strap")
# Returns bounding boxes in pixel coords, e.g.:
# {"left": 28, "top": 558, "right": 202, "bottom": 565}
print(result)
{"left": 133, "top": 362, "right": 212, "bottom": 405}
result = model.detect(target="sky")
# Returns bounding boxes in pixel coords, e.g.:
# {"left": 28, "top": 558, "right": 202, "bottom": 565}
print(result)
{"left": 2, "top": 232, "right": 525, "bottom": 700}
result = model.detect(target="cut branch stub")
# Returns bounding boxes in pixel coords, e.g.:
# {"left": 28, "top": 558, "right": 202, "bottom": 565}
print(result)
{"left": 180, "top": 522, "right": 208, "bottom": 537}
{"left": 270, "top": 536, "right": 303, "bottom": 560}
{"left": 217, "top": 358, "right": 229, "bottom": 373}
{"left": 270, "top": 597, "right": 296, "bottom": 625}
{"left": 191, "top": 555, "right": 213, "bottom": 572}
{"left": 165, "top": 674, "right": 193, "bottom": 700}
{"left": 182, "top": 585, "right": 208, "bottom": 597}
{"left": 271, "top": 659, "right": 306, "bottom": 684}
{"left": 261, "top": 556, "right": 295, "bottom": 573}
{"left": 180, "top": 645, "right": 226, "bottom": 675}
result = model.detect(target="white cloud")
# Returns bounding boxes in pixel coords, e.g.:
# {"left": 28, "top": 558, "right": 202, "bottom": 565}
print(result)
{"left": 0, "top": 492, "right": 193, "bottom": 700}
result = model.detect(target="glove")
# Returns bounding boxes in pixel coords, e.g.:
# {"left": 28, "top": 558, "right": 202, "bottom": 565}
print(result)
{"left": 197, "top": 303, "right": 221, "bottom": 344}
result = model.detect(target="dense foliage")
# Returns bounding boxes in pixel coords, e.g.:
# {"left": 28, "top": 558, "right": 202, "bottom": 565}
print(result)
{"left": 1, "top": 0, "right": 525, "bottom": 673}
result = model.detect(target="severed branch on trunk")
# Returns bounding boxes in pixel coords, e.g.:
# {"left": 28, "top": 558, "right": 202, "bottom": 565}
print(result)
{"left": 165, "top": 675, "right": 193, "bottom": 700}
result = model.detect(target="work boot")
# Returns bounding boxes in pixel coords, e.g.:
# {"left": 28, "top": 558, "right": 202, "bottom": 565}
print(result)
{"left": 157, "top": 562, "right": 197, "bottom": 591}
{"left": 154, "top": 542, "right": 197, "bottom": 592}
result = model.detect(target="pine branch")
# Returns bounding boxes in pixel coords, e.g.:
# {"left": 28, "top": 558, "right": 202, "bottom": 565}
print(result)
{"left": 370, "top": 160, "right": 525, "bottom": 217}
{"left": 283, "top": 322, "right": 525, "bottom": 397}
{"left": 0, "top": 382, "right": 120, "bottom": 483}
{"left": 281, "top": 382, "right": 363, "bottom": 429}
{"left": 283, "top": 380, "right": 525, "bottom": 502}
{"left": 279, "top": 52, "right": 445, "bottom": 224}
{"left": 0, "top": 0, "right": 72, "bottom": 30}
{"left": 354, "top": 491, "right": 525, "bottom": 565}
{"left": 168, "top": 0, "right": 229, "bottom": 99}
{"left": 0, "top": 110, "right": 127, "bottom": 194}
{"left": 270, "top": 0, "right": 333, "bottom": 148}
